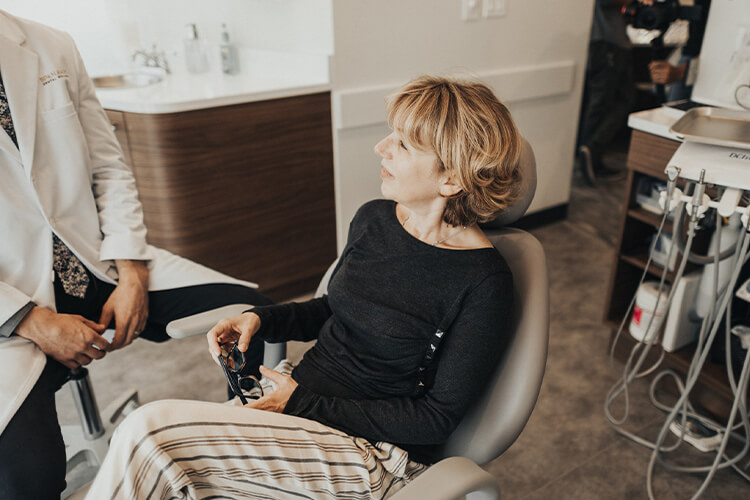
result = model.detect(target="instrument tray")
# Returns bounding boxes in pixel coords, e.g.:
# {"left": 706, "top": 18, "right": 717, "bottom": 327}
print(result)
{"left": 670, "top": 107, "right": 750, "bottom": 149}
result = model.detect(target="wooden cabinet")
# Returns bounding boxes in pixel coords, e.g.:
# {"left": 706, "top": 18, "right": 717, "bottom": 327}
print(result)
{"left": 105, "top": 110, "right": 132, "bottom": 168}
{"left": 106, "top": 92, "right": 336, "bottom": 301}
{"left": 605, "top": 130, "right": 745, "bottom": 420}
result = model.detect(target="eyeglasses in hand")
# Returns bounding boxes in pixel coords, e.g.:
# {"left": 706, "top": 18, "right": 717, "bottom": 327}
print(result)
{"left": 217, "top": 341, "right": 264, "bottom": 405}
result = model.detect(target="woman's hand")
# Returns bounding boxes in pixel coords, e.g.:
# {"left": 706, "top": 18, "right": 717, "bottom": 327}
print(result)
{"left": 206, "top": 311, "right": 261, "bottom": 364}
{"left": 244, "top": 365, "right": 298, "bottom": 413}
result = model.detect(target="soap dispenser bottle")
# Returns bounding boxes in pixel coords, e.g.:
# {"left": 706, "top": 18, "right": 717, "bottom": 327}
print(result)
{"left": 184, "top": 23, "right": 209, "bottom": 73}
{"left": 219, "top": 23, "right": 239, "bottom": 75}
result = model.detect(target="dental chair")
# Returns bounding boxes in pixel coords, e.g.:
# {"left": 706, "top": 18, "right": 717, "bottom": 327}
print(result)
{"left": 390, "top": 228, "right": 548, "bottom": 499}
{"left": 314, "top": 230, "right": 547, "bottom": 500}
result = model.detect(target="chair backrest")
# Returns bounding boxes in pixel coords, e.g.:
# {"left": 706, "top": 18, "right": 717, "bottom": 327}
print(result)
{"left": 441, "top": 228, "right": 549, "bottom": 464}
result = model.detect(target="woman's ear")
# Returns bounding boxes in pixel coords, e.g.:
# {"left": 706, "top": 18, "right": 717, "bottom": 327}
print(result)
{"left": 439, "top": 175, "right": 462, "bottom": 198}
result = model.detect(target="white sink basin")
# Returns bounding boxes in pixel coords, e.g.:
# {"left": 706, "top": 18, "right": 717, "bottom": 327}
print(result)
{"left": 93, "top": 68, "right": 166, "bottom": 89}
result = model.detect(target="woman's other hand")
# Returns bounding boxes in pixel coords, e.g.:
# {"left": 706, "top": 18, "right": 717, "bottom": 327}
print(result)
{"left": 206, "top": 312, "right": 261, "bottom": 364}
{"left": 244, "top": 365, "right": 298, "bottom": 413}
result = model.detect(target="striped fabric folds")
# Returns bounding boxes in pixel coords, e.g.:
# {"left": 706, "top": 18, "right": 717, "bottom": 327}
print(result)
{"left": 85, "top": 399, "right": 425, "bottom": 500}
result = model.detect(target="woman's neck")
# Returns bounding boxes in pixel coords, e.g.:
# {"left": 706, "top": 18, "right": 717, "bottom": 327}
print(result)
{"left": 396, "top": 202, "right": 466, "bottom": 247}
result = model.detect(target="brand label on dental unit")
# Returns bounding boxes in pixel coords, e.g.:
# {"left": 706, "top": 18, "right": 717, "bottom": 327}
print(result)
{"left": 729, "top": 152, "right": 750, "bottom": 161}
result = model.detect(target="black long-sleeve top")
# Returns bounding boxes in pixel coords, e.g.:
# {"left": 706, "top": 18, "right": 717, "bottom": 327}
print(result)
{"left": 252, "top": 200, "right": 513, "bottom": 464}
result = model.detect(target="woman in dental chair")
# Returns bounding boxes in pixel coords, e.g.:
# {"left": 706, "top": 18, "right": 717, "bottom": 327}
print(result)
{"left": 86, "top": 75, "right": 523, "bottom": 500}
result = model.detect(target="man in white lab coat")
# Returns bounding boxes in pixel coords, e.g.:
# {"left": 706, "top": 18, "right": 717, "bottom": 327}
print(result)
{"left": 0, "top": 11, "right": 270, "bottom": 498}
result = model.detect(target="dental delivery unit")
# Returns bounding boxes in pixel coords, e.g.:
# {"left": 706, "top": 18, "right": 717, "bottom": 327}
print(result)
{"left": 606, "top": 107, "right": 750, "bottom": 499}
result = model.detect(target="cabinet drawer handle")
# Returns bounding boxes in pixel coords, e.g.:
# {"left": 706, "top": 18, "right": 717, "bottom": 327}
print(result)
{"left": 111, "top": 124, "right": 118, "bottom": 132}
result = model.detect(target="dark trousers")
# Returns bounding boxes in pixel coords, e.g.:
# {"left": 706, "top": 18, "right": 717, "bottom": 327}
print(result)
{"left": 0, "top": 274, "right": 271, "bottom": 499}
{"left": 577, "top": 41, "right": 634, "bottom": 169}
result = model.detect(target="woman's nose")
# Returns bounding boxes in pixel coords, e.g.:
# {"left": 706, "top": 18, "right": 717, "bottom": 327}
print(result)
{"left": 374, "top": 136, "right": 390, "bottom": 158}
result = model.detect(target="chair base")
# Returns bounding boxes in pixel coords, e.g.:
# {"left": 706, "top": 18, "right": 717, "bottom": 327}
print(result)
{"left": 61, "top": 389, "right": 139, "bottom": 499}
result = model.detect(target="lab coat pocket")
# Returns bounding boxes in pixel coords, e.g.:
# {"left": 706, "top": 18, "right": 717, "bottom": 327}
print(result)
{"left": 40, "top": 101, "right": 77, "bottom": 123}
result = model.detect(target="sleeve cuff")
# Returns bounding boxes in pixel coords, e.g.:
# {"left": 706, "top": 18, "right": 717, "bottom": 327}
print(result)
{"left": 0, "top": 302, "right": 36, "bottom": 338}
{"left": 283, "top": 383, "right": 317, "bottom": 417}
{"left": 99, "top": 234, "right": 153, "bottom": 262}
{"left": 246, "top": 306, "right": 274, "bottom": 340}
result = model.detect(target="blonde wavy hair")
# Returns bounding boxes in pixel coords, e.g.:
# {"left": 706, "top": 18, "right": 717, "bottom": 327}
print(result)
{"left": 386, "top": 75, "right": 523, "bottom": 227}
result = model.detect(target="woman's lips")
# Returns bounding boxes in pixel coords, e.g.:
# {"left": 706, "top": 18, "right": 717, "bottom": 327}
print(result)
{"left": 380, "top": 165, "right": 393, "bottom": 179}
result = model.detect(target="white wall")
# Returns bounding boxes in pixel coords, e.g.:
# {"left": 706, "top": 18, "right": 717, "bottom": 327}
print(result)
{"left": 1, "top": 0, "right": 333, "bottom": 76}
{"left": 331, "top": 0, "right": 594, "bottom": 249}
{"left": 691, "top": 0, "right": 750, "bottom": 109}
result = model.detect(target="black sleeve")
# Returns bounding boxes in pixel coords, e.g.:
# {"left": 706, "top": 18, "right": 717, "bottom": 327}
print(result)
{"left": 250, "top": 297, "right": 332, "bottom": 343}
{"left": 283, "top": 272, "right": 513, "bottom": 445}
{"left": 247, "top": 203, "right": 371, "bottom": 344}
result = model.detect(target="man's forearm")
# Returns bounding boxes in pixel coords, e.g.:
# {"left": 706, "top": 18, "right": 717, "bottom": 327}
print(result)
{"left": 114, "top": 259, "right": 149, "bottom": 286}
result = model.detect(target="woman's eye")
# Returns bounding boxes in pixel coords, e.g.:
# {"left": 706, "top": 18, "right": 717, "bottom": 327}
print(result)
{"left": 399, "top": 140, "right": 407, "bottom": 150}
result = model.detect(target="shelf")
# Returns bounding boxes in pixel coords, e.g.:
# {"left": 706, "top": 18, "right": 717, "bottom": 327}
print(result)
{"left": 627, "top": 207, "right": 673, "bottom": 233}
{"left": 631, "top": 162, "right": 668, "bottom": 179}
{"left": 620, "top": 251, "right": 678, "bottom": 283}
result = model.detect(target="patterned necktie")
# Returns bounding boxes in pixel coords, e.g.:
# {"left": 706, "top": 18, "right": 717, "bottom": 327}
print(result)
{"left": 0, "top": 72, "right": 90, "bottom": 298}
{"left": 0, "top": 73, "right": 18, "bottom": 147}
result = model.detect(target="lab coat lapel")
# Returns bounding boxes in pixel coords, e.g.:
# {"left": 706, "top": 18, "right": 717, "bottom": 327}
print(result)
{"left": 0, "top": 35, "right": 22, "bottom": 164}
{"left": 0, "top": 15, "right": 37, "bottom": 170}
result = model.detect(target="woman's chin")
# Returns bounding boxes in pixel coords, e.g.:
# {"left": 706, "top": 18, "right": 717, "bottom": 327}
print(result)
{"left": 380, "top": 184, "right": 395, "bottom": 201}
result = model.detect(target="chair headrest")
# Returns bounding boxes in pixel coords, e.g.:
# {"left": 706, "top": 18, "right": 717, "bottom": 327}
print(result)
{"left": 479, "top": 137, "right": 537, "bottom": 229}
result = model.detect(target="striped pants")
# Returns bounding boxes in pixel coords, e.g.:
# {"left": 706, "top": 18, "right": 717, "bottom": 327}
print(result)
{"left": 84, "top": 399, "right": 426, "bottom": 500}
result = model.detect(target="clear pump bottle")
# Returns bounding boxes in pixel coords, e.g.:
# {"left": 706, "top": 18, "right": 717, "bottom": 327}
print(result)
{"left": 184, "top": 23, "right": 209, "bottom": 73}
{"left": 219, "top": 23, "right": 239, "bottom": 75}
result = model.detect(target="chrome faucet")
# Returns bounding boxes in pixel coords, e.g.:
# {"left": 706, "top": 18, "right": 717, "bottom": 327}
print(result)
{"left": 132, "top": 45, "right": 171, "bottom": 74}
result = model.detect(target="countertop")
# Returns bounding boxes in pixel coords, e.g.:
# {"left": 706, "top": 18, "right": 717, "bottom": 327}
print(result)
{"left": 628, "top": 106, "right": 685, "bottom": 141}
{"left": 95, "top": 49, "right": 331, "bottom": 114}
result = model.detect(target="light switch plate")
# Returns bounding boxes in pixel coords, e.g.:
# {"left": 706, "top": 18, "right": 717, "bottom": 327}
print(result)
{"left": 483, "top": 0, "right": 506, "bottom": 18}
{"left": 462, "top": 0, "right": 482, "bottom": 21}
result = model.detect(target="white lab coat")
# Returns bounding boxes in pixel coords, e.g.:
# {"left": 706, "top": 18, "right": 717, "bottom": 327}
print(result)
{"left": 0, "top": 11, "right": 256, "bottom": 434}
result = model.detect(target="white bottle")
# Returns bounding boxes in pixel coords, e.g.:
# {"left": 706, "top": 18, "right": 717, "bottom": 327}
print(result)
{"left": 219, "top": 23, "right": 239, "bottom": 75}
{"left": 695, "top": 213, "right": 743, "bottom": 319}
{"left": 184, "top": 23, "right": 209, "bottom": 74}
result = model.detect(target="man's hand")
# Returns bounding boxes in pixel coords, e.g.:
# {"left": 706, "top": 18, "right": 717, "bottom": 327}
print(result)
{"left": 15, "top": 307, "right": 108, "bottom": 369}
{"left": 244, "top": 365, "right": 298, "bottom": 413}
{"left": 649, "top": 61, "right": 686, "bottom": 85}
{"left": 99, "top": 260, "right": 149, "bottom": 351}
{"left": 207, "top": 312, "right": 261, "bottom": 364}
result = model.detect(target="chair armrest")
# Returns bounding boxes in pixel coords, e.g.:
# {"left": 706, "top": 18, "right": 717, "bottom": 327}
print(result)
{"left": 389, "top": 456, "right": 501, "bottom": 500}
{"left": 165, "top": 304, "right": 253, "bottom": 339}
